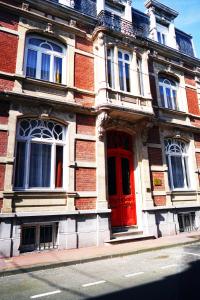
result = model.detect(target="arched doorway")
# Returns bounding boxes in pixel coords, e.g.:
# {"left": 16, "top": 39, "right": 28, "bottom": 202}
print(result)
{"left": 107, "top": 131, "right": 137, "bottom": 227}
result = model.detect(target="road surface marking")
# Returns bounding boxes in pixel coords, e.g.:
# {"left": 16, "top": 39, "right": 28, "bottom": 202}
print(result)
{"left": 184, "top": 252, "right": 200, "bottom": 257}
{"left": 30, "top": 290, "right": 61, "bottom": 299}
{"left": 125, "top": 272, "right": 144, "bottom": 278}
{"left": 82, "top": 280, "right": 106, "bottom": 287}
{"left": 161, "top": 264, "right": 178, "bottom": 270}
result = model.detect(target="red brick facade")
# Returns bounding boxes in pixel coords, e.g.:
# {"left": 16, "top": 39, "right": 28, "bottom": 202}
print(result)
{"left": 0, "top": 131, "right": 8, "bottom": 156}
{"left": 74, "top": 53, "right": 94, "bottom": 91}
{"left": 0, "top": 11, "right": 18, "bottom": 30}
{"left": 75, "top": 140, "right": 96, "bottom": 161}
{"left": 75, "top": 198, "right": 96, "bottom": 210}
{"left": 147, "top": 126, "right": 160, "bottom": 144}
{"left": 75, "top": 168, "right": 96, "bottom": 191}
{"left": 76, "top": 36, "right": 93, "bottom": 53}
{"left": 76, "top": 114, "right": 96, "bottom": 135}
{"left": 153, "top": 196, "right": 166, "bottom": 206}
{"left": 0, "top": 164, "right": 5, "bottom": 190}
{"left": 185, "top": 74, "right": 196, "bottom": 87}
{"left": 0, "top": 32, "right": 18, "bottom": 73}
{"left": 151, "top": 172, "right": 165, "bottom": 191}
{"left": 75, "top": 92, "right": 95, "bottom": 107}
{"left": 186, "top": 87, "right": 199, "bottom": 115}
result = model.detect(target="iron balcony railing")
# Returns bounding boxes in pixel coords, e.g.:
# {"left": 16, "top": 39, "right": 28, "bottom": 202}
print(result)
{"left": 97, "top": 10, "right": 146, "bottom": 38}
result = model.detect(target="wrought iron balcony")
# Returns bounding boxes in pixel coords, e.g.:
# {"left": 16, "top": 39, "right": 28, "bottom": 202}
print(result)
{"left": 97, "top": 10, "right": 146, "bottom": 38}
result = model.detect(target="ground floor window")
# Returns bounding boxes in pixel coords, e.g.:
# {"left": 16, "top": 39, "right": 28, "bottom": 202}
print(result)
{"left": 20, "top": 223, "right": 58, "bottom": 253}
{"left": 178, "top": 212, "right": 195, "bottom": 232}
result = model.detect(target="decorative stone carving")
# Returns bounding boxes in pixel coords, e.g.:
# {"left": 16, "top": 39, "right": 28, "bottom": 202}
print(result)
{"left": 98, "top": 32, "right": 104, "bottom": 46}
{"left": 97, "top": 111, "right": 110, "bottom": 140}
{"left": 69, "top": 19, "right": 76, "bottom": 27}
{"left": 140, "top": 121, "right": 153, "bottom": 145}
{"left": 22, "top": 2, "right": 29, "bottom": 10}
{"left": 45, "top": 23, "right": 53, "bottom": 33}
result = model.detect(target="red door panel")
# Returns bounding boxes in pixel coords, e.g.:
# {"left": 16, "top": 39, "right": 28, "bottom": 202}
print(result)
{"left": 107, "top": 149, "right": 136, "bottom": 227}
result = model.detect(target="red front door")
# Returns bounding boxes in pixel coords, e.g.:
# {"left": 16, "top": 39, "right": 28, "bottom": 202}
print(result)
{"left": 107, "top": 148, "right": 136, "bottom": 227}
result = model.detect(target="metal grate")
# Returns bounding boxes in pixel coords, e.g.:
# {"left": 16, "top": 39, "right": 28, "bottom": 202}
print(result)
{"left": 178, "top": 212, "right": 195, "bottom": 232}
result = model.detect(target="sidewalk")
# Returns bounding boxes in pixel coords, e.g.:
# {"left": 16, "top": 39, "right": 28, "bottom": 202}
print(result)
{"left": 1, "top": 231, "right": 200, "bottom": 277}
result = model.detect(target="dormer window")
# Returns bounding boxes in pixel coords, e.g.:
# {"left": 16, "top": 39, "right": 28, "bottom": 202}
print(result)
{"left": 157, "top": 31, "right": 166, "bottom": 45}
{"left": 156, "top": 24, "right": 168, "bottom": 46}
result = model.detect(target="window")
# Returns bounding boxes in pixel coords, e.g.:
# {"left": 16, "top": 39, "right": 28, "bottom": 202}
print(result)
{"left": 118, "top": 50, "right": 131, "bottom": 92}
{"left": 165, "top": 138, "right": 190, "bottom": 189}
{"left": 20, "top": 223, "right": 58, "bottom": 253}
{"left": 159, "top": 76, "right": 178, "bottom": 110}
{"left": 14, "top": 119, "right": 66, "bottom": 190}
{"left": 157, "top": 31, "right": 166, "bottom": 45}
{"left": 107, "top": 48, "right": 114, "bottom": 88}
{"left": 25, "top": 36, "right": 66, "bottom": 83}
{"left": 137, "top": 57, "right": 144, "bottom": 96}
{"left": 178, "top": 212, "right": 195, "bottom": 232}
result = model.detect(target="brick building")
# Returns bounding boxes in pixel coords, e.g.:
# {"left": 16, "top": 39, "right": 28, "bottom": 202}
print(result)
{"left": 0, "top": 0, "right": 200, "bottom": 257}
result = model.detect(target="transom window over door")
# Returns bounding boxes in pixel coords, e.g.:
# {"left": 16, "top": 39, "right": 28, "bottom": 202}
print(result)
{"left": 15, "top": 119, "right": 66, "bottom": 190}
{"left": 165, "top": 138, "right": 190, "bottom": 189}
{"left": 25, "top": 36, "right": 66, "bottom": 84}
{"left": 159, "top": 76, "right": 178, "bottom": 110}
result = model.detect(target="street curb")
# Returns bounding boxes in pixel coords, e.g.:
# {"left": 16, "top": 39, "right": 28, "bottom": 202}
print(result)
{"left": 1, "top": 239, "right": 200, "bottom": 277}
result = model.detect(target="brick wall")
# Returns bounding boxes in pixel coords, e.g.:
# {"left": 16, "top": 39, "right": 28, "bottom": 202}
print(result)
{"left": 147, "top": 126, "right": 160, "bottom": 144}
{"left": 0, "top": 32, "right": 18, "bottom": 73}
{"left": 75, "top": 92, "right": 95, "bottom": 107}
{"left": 75, "top": 140, "right": 95, "bottom": 161}
{"left": 196, "top": 153, "right": 200, "bottom": 168}
{"left": 151, "top": 172, "right": 165, "bottom": 191}
{"left": 0, "top": 102, "right": 9, "bottom": 124}
{"left": 0, "top": 78, "right": 14, "bottom": 91}
{"left": 74, "top": 53, "right": 94, "bottom": 91}
{"left": 75, "top": 197, "right": 96, "bottom": 210}
{"left": 186, "top": 87, "right": 199, "bottom": 115}
{"left": 148, "top": 147, "right": 163, "bottom": 166}
{"left": 76, "top": 114, "right": 96, "bottom": 135}
{"left": 0, "top": 164, "right": 5, "bottom": 190}
{"left": 0, "top": 199, "right": 3, "bottom": 210}
{"left": 75, "top": 168, "right": 96, "bottom": 191}
{"left": 0, "top": 11, "right": 18, "bottom": 30}
{"left": 0, "top": 131, "right": 8, "bottom": 156}
{"left": 153, "top": 196, "right": 166, "bottom": 206}
{"left": 185, "top": 74, "right": 196, "bottom": 87}
{"left": 76, "top": 36, "right": 93, "bottom": 53}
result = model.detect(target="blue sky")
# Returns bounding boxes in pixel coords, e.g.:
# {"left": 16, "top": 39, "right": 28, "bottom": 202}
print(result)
{"left": 133, "top": 0, "right": 200, "bottom": 58}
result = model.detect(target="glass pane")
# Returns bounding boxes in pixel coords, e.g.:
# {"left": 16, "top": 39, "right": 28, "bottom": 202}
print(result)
{"left": 107, "top": 59, "right": 112, "bottom": 87}
{"left": 54, "top": 57, "right": 62, "bottom": 83}
{"left": 171, "top": 156, "right": 184, "bottom": 188}
{"left": 49, "top": 42, "right": 62, "bottom": 53}
{"left": 29, "top": 143, "right": 51, "bottom": 188}
{"left": 26, "top": 49, "right": 37, "bottom": 78}
{"left": 118, "top": 61, "right": 124, "bottom": 91}
{"left": 159, "top": 86, "right": 165, "bottom": 107}
{"left": 125, "top": 63, "right": 130, "bottom": 92}
{"left": 122, "top": 158, "right": 131, "bottom": 195}
{"left": 162, "top": 34, "right": 166, "bottom": 45}
{"left": 108, "top": 157, "right": 116, "bottom": 195}
{"left": 55, "top": 146, "right": 63, "bottom": 188}
{"left": 28, "top": 38, "right": 44, "bottom": 46}
{"left": 166, "top": 87, "right": 173, "bottom": 109}
{"left": 15, "top": 142, "right": 26, "bottom": 188}
{"left": 40, "top": 225, "right": 52, "bottom": 244}
{"left": 41, "top": 53, "right": 50, "bottom": 81}
{"left": 172, "top": 90, "right": 177, "bottom": 110}
{"left": 118, "top": 51, "right": 122, "bottom": 59}
{"left": 124, "top": 54, "right": 130, "bottom": 61}
{"left": 157, "top": 32, "right": 161, "bottom": 43}
{"left": 22, "top": 227, "right": 36, "bottom": 245}
{"left": 41, "top": 43, "right": 51, "bottom": 50}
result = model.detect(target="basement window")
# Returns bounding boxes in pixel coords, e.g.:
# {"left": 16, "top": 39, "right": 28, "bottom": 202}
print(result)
{"left": 20, "top": 223, "right": 58, "bottom": 253}
{"left": 178, "top": 212, "right": 195, "bottom": 232}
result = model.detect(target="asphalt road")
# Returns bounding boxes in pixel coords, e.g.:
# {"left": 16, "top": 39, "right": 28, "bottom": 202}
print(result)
{"left": 1, "top": 243, "right": 200, "bottom": 300}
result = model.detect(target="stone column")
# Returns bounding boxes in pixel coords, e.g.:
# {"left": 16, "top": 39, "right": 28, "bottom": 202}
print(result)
{"left": 96, "top": 0, "right": 105, "bottom": 15}
{"left": 124, "top": 0, "right": 132, "bottom": 22}
{"left": 168, "top": 21, "right": 177, "bottom": 49}
{"left": 131, "top": 50, "right": 139, "bottom": 95}
{"left": 148, "top": 7, "right": 157, "bottom": 41}
{"left": 142, "top": 51, "right": 152, "bottom": 100}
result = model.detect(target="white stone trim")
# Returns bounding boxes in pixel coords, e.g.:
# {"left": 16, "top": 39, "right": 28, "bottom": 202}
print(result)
{"left": 0, "top": 26, "right": 19, "bottom": 36}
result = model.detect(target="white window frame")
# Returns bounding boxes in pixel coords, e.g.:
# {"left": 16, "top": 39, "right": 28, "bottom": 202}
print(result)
{"left": 118, "top": 49, "right": 131, "bottom": 93}
{"left": 156, "top": 23, "right": 168, "bottom": 45}
{"left": 14, "top": 119, "right": 67, "bottom": 191}
{"left": 159, "top": 77, "right": 178, "bottom": 110}
{"left": 107, "top": 48, "right": 115, "bottom": 89}
{"left": 24, "top": 35, "right": 66, "bottom": 84}
{"left": 137, "top": 56, "right": 144, "bottom": 96}
{"left": 165, "top": 138, "right": 190, "bottom": 190}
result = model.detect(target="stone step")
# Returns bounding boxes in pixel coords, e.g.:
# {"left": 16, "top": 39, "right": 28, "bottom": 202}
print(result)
{"left": 105, "top": 234, "right": 155, "bottom": 244}
{"left": 112, "top": 230, "right": 143, "bottom": 238}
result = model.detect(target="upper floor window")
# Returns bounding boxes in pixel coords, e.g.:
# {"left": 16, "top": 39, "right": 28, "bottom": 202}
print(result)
{"left": 118, "top": 50, "right": 131, "bottom": 92}
{"left": 157, "top": 32, "right": 166, "bottom": 45}
{"left": 165, "top": 138, "right": 190, "bottom": 190}
{"left": 156, "top": 24, "right": 168, "bottom": 46}
{"left": 159, "top": 76, "right": 178, "bottom": 110}
{"left": 137, "top": 57, "right": 144, "bottom": 96}
{"left": 14, "top": 119, "right": 66, "bottom": 190}
{"left": 25, "top": 36, "right": 66, "bottom": 84}
{"left": 107, "top": 48, "right": 115, "bottom": 89}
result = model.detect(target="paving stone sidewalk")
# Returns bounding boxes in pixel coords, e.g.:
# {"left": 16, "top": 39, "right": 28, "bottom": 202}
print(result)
{"left": 1, "top": 231, "right": 200, "bottom": 277}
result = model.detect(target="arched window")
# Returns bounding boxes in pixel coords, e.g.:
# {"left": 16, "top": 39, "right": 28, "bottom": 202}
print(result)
{"left": 137, "top": 57, "right": 144, "bottom": 96}
{"left": 165, "top": 138, "right": 189, "bottom": 189}
{"left": 25, "top": 36, "right": 66, "bottom": 84}
{"left": 14, "top": 119, "right": 66, "bottom": 189}
{"left": 159, "top": 76, "right": 178, "bottom": 110}
{"left": 118, "top": 50, "right": 131, "bottom": 92}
